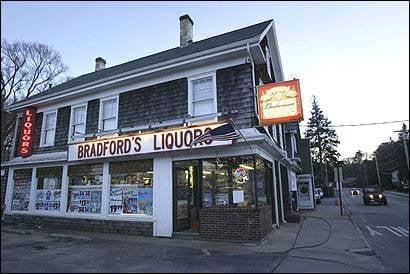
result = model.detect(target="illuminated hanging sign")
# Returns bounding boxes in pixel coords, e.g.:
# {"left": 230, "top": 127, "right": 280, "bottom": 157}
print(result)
{"left": 17, "top": 107, "right": 37, "bottom": 157}
{"left": 257, "top": 79, "right": 303, "bottom": 125}
{"left": 68, "top": 123, "right": 232, "bottom": 161}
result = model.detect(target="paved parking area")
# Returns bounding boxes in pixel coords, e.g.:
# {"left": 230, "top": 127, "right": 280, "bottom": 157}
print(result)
{"left": 1, "top": 226, "right": 280, "bottom": 273}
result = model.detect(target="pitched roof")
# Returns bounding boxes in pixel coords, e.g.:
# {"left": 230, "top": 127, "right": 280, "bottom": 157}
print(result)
{"left": 14, "top": 19, "right": 273, "bottom": 106}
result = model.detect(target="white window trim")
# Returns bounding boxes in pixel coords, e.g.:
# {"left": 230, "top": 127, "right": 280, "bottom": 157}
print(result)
{"left": 187, "top": 71, "right": 218, "bottom": 124}
{"left": 98, "top": 95, "right": 119, "bottom": 133}
{"left": 40, "top": 109, "right": 57, "bottom": 147}
{"left": 68, "top": 102, "right": 88, "bottom": 144}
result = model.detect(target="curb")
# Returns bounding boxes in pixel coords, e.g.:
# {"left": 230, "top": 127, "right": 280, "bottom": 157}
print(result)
{"left": 384, "top": 191, "right": 409, "bottom": 198}
{"left": 49, "top": 233, "right": 91, "bottom": 242}
{"left": 2, "top": 228, "right": 31, "bottom": 235}
{"left": 341, "top": 200, "right": 373, "bottom": 252}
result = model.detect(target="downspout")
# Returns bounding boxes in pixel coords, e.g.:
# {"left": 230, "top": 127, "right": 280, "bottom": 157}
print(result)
{"left": 9, "top": 113, "right": 21, "bottom": 160}
{"left": 246, "top": 43, "right": 259, "bottom": 121}
{"left": 277, "top": 153, "right": 289, "bottom": 223}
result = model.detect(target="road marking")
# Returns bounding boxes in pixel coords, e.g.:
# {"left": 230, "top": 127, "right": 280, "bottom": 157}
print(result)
{"left": 376, "top": 226, "right": 403, "bottom": 237}
{"left": 366, "top": 225, "right": 383, "bottom": 236}
{"left": 393, "top": 226, "right": 409, "bottom": 237}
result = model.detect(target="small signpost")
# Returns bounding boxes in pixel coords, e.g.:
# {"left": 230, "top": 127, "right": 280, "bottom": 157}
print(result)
{"left": 334, "top": 164, "right": 343, "bottom": 215}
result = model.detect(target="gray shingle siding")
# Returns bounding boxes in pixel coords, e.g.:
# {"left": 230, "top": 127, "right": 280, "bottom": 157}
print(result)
{"left": 31, "top": 106, "right": 70, "bottom": 154}
{"left": 118, "top": 78, "right": 188, "bottom": 128}
{"left": 15, "top": 64, "right": 257, "bottom": 157}
{"left": 86, "top": 99, "right": 100, "bottom": 134}
{"left": 217, "top": 63, "right": 255, "bottom": 129}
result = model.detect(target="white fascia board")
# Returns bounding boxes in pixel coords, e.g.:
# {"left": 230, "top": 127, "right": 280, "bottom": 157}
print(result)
{"left": 258, "top": 21, "right": 274, "bottom": 43}
{"left": 8, "top": 38, "right": 260, "bottom": 112}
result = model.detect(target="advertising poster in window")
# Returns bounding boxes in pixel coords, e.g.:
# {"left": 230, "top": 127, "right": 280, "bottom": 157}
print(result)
{"left": 123, "top": 186, "right": 138, "bottom": 214}
{"left": 90, "top": 190, "right": 102, "bottom": 213}
{"left": 35, "top": 189, "right": 61, "bottom": 211}
{"left": 138, "top": 188, "right": 153, "bottom": 215}
{"left": 11, "top": 179, "right": 31, "bottom": 211}
{"left": 257, "top": 79, "right": 303, "bottom": 125}
{"left": 109, "top": 187, "right": 123, "bottom": 214}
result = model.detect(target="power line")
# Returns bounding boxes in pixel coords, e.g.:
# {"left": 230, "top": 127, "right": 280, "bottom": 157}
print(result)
{"left": 299, "top": 120, "right": 409, "bottom": 128}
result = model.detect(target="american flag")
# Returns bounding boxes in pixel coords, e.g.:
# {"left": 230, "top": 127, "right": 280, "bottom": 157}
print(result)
{"left": 191, "top": 122, "right": 240, "bottom": 147}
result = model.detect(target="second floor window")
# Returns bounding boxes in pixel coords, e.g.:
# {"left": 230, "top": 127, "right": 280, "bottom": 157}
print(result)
{"left": 192, "top": 77, "right": 214, "bottom": 116}
{"left": 69, "top": 104, "right": 87, "bottom": 142}
{"left": 188, "top": 73, "right": 217, "bottom": 119}
{"left": 100, "top": 97, "right": 118, "bottom": 131}
{"left": 41, "top": 111, "right": 57, "bottom": 146}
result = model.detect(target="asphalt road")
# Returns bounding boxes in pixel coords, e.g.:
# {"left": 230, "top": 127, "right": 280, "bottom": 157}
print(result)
{"left": 342, "top": 189, "right": 409, "bottom": 273}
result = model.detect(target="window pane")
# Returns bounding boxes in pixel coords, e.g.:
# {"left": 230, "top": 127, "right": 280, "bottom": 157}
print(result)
{"left": 193, "top": 77, "right": 212, "bottom": 92}
{"left": 102, "top": 99, "right": 117, "bottom": 119}
{"left": 202, "top": 160, "right": 215, "bottom": 208}
{"left": 256, "top": 158, "right": 268, "bottom": 205}
{"left": 73, "top": 124, "right": 85, "bottom": 136}
{"left": 193, "top": 90, "right": 213, "bottom": 102}
{"left": 11, "top": 169, "right": 32, "bottom": 211}
{"left": 103, "top": 118, "right": 116, "bottom": 131}
{"left": 193, "top": 99, "right": 214, "bottom": 116}
{"left": 73, "top": 106, "right": 85, "bottom": 124}
{"left": 231, "top": 156, "right": 255, "bottom": 207}
{"left": 109, "top": 160, "right": 153, "bottom": 216}
{"left": 214, "top": 159, "right": 229, "bottom": 206}
{"left": 36, "top": 167, "right": 63, "bottom": 211}
{"left": 67, "top": 164, "right": 103, "bottom": 214}
{"left": 45, "top": 113, "right": 56, "bottom": 129}
{"left": 44, "top": 129, "right": 55, "bottom": 145}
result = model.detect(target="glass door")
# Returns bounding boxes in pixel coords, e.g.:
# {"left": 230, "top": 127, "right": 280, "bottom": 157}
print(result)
{"left": 174, "top": 161, "right": 199, "bottom": 232}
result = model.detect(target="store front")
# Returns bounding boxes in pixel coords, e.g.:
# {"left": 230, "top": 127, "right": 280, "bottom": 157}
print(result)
{"left": 4, "top": 124, "right": 286, "bottom": 242}
{"left": 173, "top": 155, "right": 275, "bottom": 241}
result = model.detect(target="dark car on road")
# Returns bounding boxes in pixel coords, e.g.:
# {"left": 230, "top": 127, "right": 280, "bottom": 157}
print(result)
{"left": 362, "top": 185, "right": 388, "bottom": 205}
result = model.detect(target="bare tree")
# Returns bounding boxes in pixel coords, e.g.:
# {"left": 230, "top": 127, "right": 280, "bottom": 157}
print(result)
{"left": 1, "top": 40, "right": 69, "bottom": 160}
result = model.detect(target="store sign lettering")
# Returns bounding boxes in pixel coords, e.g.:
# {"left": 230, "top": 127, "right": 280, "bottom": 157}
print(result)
{"left": 18, "top": 107, "right": 37, "bottom": 157}
{"left": 68, "top": 123, "right": 232, "bottom": 161}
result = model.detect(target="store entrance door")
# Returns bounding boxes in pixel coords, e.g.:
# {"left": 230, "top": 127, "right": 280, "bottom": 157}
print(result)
{"left": 174, "top": 161, "right": 200, "bottom": 232}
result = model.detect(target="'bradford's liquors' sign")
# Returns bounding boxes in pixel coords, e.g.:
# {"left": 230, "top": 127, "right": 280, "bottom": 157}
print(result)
{"left": 68, "top": 123, "right": 232, "bottom": 161}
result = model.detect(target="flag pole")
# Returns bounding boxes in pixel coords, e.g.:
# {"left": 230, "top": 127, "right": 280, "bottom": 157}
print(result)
{"left": 228, "top": 118, "right": 254, "bottom": 153}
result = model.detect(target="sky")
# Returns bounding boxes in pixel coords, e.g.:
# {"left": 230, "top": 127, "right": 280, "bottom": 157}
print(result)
{"left": 1, "top": 1, "right": 409, "bottom": 159}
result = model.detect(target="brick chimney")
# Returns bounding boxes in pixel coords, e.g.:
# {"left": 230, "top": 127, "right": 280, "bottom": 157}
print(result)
{"left": 95, "top": 57, "right": 106, "bottom": 71}
{"left": 179, "top": 14, "right": 194, "bottom": 47}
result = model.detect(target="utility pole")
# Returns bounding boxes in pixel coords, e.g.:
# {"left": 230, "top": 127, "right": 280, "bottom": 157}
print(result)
{"left": 374, "top": 153, "right": 382, "bottom": 188}
{"left": 393, "top": 128, "right": 409, "bottom": 171}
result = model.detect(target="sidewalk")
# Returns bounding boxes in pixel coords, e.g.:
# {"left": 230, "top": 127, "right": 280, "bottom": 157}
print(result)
{"left": 384, "top": 190, "right": 409, "bottom": 198}
{"left": 1, "top": 198, "right": 386, "bottom": 273}
{"left": 251, "top": 197, "right": 386, "bottom": 273}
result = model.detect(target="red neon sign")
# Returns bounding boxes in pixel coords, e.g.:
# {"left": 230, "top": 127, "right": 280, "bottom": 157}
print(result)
{"left": 18, "top": 107, "right": 37, "bottom": 157}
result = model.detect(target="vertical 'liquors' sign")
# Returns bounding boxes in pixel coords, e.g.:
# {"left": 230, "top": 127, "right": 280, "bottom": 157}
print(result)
{"left": 18, "top": 107, "right": 37, "bottom": 157}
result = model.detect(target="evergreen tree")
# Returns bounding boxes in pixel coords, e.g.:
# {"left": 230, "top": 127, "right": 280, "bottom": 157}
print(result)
{"left": 304, "top": 96, "right": 340, "bottom": 187}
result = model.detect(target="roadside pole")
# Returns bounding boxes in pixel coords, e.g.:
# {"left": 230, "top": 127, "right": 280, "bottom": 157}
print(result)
{"left": 334, "top": 164, "right": 343, "bottom": 216}
{"left": 374, "top": 153, "right": 382, "bottom": 188}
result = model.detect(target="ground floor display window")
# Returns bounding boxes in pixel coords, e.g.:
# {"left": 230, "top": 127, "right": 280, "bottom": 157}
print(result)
{"left": 231, "top": 156, "right": 256, "bottom": 207}
{"left": 109, "top": 160, "right": 153, "bottom": 216}
{"left": 35, "top": 166, "right": 62, "bottom": 211}
{"left": 67, "top": 164, "right": 103, "bottom": 214}
{"left": 175, "top": 155, "right": 271, "bottom": 210}
{"left": 11, "top": 169, "right": 32, "bottom": 211}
